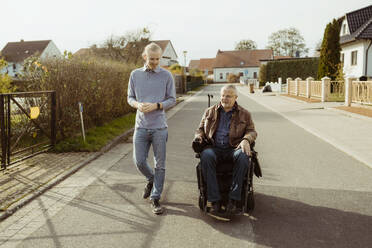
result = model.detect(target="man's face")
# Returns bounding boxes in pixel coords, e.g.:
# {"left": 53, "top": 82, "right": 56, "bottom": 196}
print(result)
{"left": 220, "top": 88, "right": 237, "bottom": 110}
{"left": 143, "top": 51, "right": 161, "bottom": 70}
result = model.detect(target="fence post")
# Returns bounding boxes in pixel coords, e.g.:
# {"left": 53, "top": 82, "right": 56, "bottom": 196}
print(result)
{"left": 306, "top": 77, "right": 313, "bottom": 98}
{"left": 278, "top": 77, "right": 282, "bottom": 93}
{"left": 344, "top": 77, "right": 353, "bottom": 106}
{"left": 295, "top": 77, "right": 301, "bottom": 96}
{"left": 286, "top": 77, "right": 292, "bottom": 94}
{"left": 51, "top": 91, "right": 57, "bottom": 146}
{"left": 0, "top": 95, "right": 6, "bottom": 169}
{"left": 321, "top": 76, "right": 330, "bottom": 102}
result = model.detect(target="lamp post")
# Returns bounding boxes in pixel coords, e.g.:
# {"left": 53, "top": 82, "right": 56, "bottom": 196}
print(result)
{"left": 183, "top": 50, "right": 187, "bottom": 69}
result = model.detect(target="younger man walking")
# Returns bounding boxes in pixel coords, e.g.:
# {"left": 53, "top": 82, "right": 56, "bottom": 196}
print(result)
{"left": 127, "top": 42, "right": 176, "bottom": 214}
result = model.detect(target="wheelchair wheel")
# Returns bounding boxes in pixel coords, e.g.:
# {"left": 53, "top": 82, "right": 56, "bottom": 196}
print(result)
{"left": 245, "top": 191, "right": 255, "bottom": 213}
{"left": 199, "top": 195, "right": 206, "bottom": 211}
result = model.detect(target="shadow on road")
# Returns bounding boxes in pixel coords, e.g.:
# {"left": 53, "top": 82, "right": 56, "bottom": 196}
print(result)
{"left": 165, "top": 188, "right": 372, "bottom": 248}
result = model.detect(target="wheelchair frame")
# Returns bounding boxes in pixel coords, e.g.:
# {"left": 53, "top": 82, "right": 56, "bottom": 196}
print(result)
{"left": 195, "top": 149, "right": 258, "bottom": 214}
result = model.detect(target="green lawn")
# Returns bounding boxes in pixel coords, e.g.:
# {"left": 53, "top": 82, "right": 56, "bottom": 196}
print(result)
{"left": 53, "top": 113, "right": 135, "bottom": 152}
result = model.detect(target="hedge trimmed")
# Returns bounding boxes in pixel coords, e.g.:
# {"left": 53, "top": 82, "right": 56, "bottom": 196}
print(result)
{"left": 260, "top": 58, "right": 319, "bottom": 83}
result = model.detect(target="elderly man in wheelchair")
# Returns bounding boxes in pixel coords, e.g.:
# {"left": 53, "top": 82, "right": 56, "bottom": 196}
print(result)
{"left": 192, "top": 85, "right": 257, "bottom": 218}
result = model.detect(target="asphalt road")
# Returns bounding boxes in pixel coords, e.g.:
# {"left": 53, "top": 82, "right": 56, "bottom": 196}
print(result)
{"left": 10, "top": 84, "right": 372, "bottom": 248}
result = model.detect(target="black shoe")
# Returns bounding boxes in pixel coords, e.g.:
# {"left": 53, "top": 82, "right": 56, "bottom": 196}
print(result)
{"left": 210, "top": 201, "right": 221, "bottom": 215}
{"left": 143, "top": 182, "right": 153, "bottom": 199}
{"left": 151, "top": 199, "right": 164, "bottom": 215}
{"left": 226, "top": 199, "right": 238, "bottom": 216}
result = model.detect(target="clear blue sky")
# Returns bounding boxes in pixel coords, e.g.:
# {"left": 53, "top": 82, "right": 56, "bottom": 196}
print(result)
{"left": 1, "top": 0, "right": 371, "bottom": 65}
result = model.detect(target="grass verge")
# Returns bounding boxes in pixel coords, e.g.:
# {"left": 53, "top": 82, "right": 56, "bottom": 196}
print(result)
{"left": 52, "top": 113, "right": 135, "bottom": 152}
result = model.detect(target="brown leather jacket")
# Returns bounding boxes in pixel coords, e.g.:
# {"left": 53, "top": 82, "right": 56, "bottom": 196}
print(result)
{"left": 194, "top": 102, "right": 257, "bottom": 148}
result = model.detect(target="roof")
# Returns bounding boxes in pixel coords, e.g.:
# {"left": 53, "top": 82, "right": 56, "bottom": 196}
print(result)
{"left": 189, "top": 59, "right": 200, "bottom": 69}
{"left": 213, "top": 49, "right": 273, "bottom": 68}
{"left": 1, "top": 40, "right": 51, "bottom": 62}
{"left": 340, "top": 5, "right": 372, "bottom": 44}
{"left": 199, "top": 58, "right": 215, "bottom": 71}
{"left": 152, "top": 40, "right": 170, "bottom": 51}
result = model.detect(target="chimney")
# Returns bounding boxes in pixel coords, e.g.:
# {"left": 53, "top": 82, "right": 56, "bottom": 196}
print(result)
{"left": 20, "top": 39, "right": 24, "bottom": 42}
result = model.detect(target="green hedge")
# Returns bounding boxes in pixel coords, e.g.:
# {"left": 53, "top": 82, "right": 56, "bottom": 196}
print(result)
{"left": 260, "top": 58, "right": 319, "bottom": 83}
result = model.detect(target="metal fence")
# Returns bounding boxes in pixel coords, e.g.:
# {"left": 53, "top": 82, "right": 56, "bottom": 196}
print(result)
{"left": 0, "top": 91, "right": 56, "bottom": 170}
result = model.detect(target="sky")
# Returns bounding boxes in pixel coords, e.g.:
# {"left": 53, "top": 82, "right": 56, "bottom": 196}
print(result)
{"left": 1, "top": 0, "right": 371, "bottom": 65}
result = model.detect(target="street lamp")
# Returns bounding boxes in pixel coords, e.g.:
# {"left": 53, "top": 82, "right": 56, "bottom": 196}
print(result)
{"left": 183, "top": 50, "right": 187, "bottom": 68}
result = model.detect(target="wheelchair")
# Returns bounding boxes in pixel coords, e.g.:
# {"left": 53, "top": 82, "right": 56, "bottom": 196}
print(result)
{"left": 195, "top": 144, "right": 261, "bottom": 216}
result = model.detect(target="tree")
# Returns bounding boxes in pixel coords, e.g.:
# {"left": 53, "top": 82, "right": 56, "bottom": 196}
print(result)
{"left": 0, "top": 59, "right": 15, "bottom": 93}
{"left": 318, "top": 19, "right": 341, "bottom": 80}
{"left": 90, "top": 27, "right": 152, "bottom": 65}
{"left": 235, "top": 39, "right": 257, "bottom": 50}
{"left": 267, "top": 27, "right": 309, "bottom": 57}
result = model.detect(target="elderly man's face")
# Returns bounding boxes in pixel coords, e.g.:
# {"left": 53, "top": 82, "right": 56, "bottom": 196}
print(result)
{"left": 220, "top": 88, "right": 237, "bottom": 110}
{"left": 143, "top": 51, "right": 161, "bottom": 70}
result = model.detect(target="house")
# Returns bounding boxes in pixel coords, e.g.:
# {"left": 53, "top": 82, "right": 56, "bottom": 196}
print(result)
{"left": 152, "top": 40, "right": 178, "bottom": 67}
{"left": 339, "top": 4, "right": 372, "bottom": 78}
{"left": 188, "top": 58, "right": 215, "bottom": 76}
{"left": 75, "top": 40, "right": 178, "bottom": 67}
{"left": 0, "top": 40, "right": 62, "bottom": 79}
{"left": 188, "top": 60, "right": 200, "bottom": 70}
{"left": 213, "top": 49, "right": 273, "bottom": 82}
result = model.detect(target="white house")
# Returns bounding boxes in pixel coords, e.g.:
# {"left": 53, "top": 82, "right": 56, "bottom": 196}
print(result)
{"left": 213, "top": 49, "right": 273, "bottom": 83}
{"left": 152, "top": 40, "right": 178, "bottom": 67}
{"left": 0, "top": 40, "right": 62, "bottom": 79}
{"left": 339, "top": 5, "right": 372, "bottom": 78}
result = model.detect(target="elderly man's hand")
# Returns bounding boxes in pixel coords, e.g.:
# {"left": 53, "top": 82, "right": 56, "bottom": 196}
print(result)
{"left": 237, "top": 139, "right": 251, "bottom": 156}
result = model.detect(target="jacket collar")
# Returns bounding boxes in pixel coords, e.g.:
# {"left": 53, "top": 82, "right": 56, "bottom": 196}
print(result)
{"left": 216, "top": 101, "right": 239, "bottom": 112}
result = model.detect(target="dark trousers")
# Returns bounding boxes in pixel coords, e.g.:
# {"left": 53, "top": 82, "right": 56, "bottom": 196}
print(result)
{"left": 200, "top": 147, "right": 250, "bottom": 202}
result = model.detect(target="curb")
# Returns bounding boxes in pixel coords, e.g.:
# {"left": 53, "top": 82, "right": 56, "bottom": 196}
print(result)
{"left": 326, "top": 107, "right": 372, "bottom": 123}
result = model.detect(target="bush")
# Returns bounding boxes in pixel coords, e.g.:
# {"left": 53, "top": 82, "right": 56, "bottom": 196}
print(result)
{"left": 264, "top": 58, "right": 319, "bottom": 82}
{"left": 22, "top": 56, "right": 136, "bottom": 139}
{"left": 227, "top": 73, "right": 239, "bottom": 83}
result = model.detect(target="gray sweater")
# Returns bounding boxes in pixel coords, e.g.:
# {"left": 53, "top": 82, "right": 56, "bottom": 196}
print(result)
{"left": 127, "top": 66, "right": 176, "bottom": 129}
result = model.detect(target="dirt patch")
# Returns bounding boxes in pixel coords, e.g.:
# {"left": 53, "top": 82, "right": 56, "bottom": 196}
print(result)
{"left": 282, "top": 94, "right": 321, "bottom": 103}
{"left": 335, "top": 106, "right": 372, "bottom": 119}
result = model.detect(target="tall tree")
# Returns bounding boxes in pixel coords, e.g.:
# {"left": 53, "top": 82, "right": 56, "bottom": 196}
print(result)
{"left": 90, "top": 27, "right": 152, "bottom": 65}
{"left": 318, "top": 19, "right": 341, "bottom": 80}
{"left": 235, "top": 39, "right": 257, "bottom": 50}
{"left": 267, "top": 27, "right": 308, "bottom": 57}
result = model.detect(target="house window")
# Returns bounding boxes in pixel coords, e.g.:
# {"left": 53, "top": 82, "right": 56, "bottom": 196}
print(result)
{"left": 12, "top": 64, "right": 16, "bottom": 70}
{"left": 220, "top": 73, "right": 223, "bottom": 79}
{"left": 226, "top": 73, "right": 229, "bottom": 79}
{"left": 239, "top": 72, "right": 243, "bottom": 77}
{"left": 351, "top": 51, "right": 357, "bottom": 66}
{"left": 253, "top": 72, "right": 257, "bottom": 79}
{"left": 340, "top": 53, "right": 344, "bottom": 64}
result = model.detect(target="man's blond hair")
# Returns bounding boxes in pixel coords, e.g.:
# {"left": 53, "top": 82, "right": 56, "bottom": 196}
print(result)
{"left": 142, "top": 42, "right": 163, "bottom": 57}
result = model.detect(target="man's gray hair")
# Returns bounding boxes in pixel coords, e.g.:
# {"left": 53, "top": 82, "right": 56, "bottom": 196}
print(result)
{"left": 142, "top": 42, "right": 163, "bottom": 57}
{"left": 221, "top": 84, "right": 238, "bottom": 96}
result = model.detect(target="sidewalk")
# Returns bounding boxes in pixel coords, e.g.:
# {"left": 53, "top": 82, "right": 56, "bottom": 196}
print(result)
{"left": 237, "top": 85, "right": 372, "bottom": 169}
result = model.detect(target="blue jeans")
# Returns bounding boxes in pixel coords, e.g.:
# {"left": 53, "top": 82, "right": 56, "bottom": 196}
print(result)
{"left": 133, "top": 128, "right": 168, "bottom": 200}
{"left": 200, "top": 147, "right": 250, "bottom": 202}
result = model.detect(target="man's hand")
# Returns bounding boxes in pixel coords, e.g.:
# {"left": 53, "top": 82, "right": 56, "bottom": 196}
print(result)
{"left": 138, "top": 103, "right": 158, "bottom": 113}
{"left": 237, "top": 139, "right": 251, "bottom": 156}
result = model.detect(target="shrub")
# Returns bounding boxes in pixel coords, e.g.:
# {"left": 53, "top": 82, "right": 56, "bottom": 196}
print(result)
{"left": 264, "top": 58, "right": 319, "bottom": 82}
{"left": 227, "top": 73, "right": 239, "bottom": 83}
{"left": 22, "top": 56, "right": 136, "bottom": 139}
